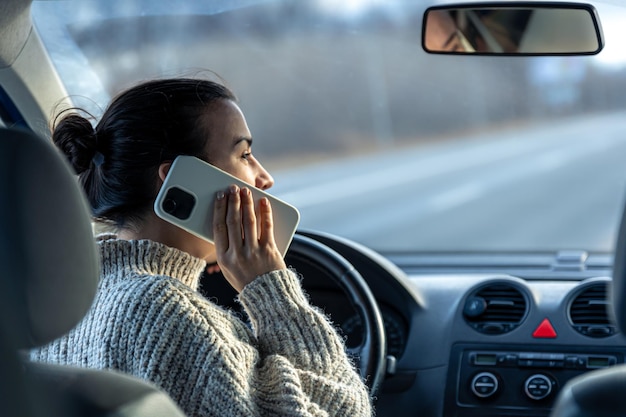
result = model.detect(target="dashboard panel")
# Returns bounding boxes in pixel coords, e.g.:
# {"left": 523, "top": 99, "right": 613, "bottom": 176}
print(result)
{"left": 199, "top": 230, "right": 625, "bottom": 417}
{"left": 296, "top": 231, "right": 625, "bottom": 417}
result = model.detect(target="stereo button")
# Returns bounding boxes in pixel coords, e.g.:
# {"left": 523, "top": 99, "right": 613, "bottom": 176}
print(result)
{"left": 524, "top": 374, "right": 553, "bottom": 400}
{"left": 471, "top": 372, "right": 499, "bottom": 399}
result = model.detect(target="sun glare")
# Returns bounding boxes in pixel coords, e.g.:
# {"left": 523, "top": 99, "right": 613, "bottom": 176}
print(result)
{"left": 315, "top": 0, "right": 386, "bottom": 17}
{"left": 593, "top": 5, "right": 626, "bottom": 69}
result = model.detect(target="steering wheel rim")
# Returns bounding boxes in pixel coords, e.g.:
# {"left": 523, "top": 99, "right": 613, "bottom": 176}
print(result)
{"left": 286, "top": 234, "right": 387, "bottom": 398}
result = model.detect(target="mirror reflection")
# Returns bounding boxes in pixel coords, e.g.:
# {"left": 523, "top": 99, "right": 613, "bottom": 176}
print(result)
{"left": 423, "top": 5, "right": 603, "bottom": 55}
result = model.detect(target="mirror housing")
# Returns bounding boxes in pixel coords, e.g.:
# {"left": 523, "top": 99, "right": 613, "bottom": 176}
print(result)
{"left": 423, "top": 2, "right": 604, "bottom": 55}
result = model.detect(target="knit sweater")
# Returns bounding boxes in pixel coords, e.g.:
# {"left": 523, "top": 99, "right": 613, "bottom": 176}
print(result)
{"left": 30, "top": 235, "right": 372, "bottom": 416}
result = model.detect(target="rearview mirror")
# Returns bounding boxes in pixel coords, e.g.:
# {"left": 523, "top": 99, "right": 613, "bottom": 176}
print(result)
{"left": 423, "top": 2, "right": 603, "bottom": 55}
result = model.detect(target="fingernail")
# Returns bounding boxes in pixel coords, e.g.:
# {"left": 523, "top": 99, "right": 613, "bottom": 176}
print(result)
{"left": 229, "top": 185, "right": 239, "bottom": 194}
{"left": 216, "top": 190, "right": 225, "bottom": 200}
{"left": 241, "top": 187, "right": 249, "bottom": 195}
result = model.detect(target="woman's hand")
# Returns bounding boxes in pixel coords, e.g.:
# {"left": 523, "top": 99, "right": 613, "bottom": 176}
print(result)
{"left": 213, "top": 185, "right": 287, "bottom": 292}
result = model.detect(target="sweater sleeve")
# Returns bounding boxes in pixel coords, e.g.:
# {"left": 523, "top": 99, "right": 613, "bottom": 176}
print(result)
{"left": 122, "top": 274, "right": 372, "bottom": 417}
{"left": 238, "top": 269, "right": 373, "bottom": 416}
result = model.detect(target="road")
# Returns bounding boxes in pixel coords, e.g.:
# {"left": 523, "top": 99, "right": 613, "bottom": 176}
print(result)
{"left": 270, "top": 111, "right": 626, "bottom": 252}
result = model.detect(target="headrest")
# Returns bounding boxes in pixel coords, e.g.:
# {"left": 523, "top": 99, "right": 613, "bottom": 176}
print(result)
{"left": 612, "top": 199, "right": 626, "bottom": 333}
{"left": 0, "top": 127, "right": 98, "bottom": 349}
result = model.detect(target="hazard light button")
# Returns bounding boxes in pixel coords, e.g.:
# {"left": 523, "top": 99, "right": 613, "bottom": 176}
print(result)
{"left": 533, "top": 318, "right": 557, "bottom": 338}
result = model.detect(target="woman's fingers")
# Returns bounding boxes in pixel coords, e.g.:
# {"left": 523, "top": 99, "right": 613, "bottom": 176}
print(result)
{"left": 214, "top": 185, "right": 258, "bottom": 253}
{"left": 213, "top": 184, "right": 286, "bottom": 293}
{"left": 212, "top": 189, "right": 229, "bottom": 252}
{"left": 258, "top": 197, "right": 276, "bottom": 247}
{"left": 240, "top": 187, "right": 258, "bottom": 244}
{"left": 225, "top": 185, "right": 243, "bottom": 247}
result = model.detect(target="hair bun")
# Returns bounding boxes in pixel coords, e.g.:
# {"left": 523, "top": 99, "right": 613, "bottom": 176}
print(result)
{"left": 52, "top": 113, "right": 98, "bottom": 175}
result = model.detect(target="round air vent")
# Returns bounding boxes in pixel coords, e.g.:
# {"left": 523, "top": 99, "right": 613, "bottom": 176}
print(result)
{"left": 463, "top": 283, "right": 528, "bottom": 335}
{"left": 569, "top": 282, "right": 616, "bottom": 338}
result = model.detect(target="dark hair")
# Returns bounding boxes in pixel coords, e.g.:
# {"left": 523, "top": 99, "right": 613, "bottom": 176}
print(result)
{"left": 52, "top": 78, "right": 237, "bottom": 228}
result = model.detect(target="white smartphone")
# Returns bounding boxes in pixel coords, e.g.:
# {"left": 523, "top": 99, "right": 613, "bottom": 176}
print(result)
{"left": 154, "top": 155, "right": 300, "bottom": 257}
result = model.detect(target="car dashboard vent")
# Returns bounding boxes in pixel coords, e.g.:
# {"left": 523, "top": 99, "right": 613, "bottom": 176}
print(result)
{"left": 569, "top": 282, "right": 616, "bottom": 338}
{"left": 463, "top": 283, "right": 528, "bottom": 335}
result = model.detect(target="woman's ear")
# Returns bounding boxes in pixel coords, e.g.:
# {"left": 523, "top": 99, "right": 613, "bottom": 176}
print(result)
{"left": 158, "top": 161, "right": 172, "bottom": 183}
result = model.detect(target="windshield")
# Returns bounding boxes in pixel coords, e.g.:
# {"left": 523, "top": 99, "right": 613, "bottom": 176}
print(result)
{"left": 32, "top": 0, "right": 626, "bottom": 253}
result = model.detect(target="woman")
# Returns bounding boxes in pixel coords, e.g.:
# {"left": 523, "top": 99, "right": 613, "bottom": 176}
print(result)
{"left": 30, "top": 78, "right": 373, "bottom": 416}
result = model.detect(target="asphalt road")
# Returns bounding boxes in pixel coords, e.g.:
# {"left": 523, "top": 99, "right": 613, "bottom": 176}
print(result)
{"left": 270, "top": 111, "right": 626, "bottom": 252}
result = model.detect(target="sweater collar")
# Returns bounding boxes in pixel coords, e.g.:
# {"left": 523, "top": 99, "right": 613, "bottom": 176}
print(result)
{"left": 96, "top": 234, "right": 207, "bottom": 290}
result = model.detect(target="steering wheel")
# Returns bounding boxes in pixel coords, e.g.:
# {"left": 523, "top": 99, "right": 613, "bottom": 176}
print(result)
{"left": 285, "top": 234, "right": 387, "bottom": 398}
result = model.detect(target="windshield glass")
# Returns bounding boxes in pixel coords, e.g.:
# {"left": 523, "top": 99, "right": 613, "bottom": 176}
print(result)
{"left": 32, "top": 0, "right": 626, "bottom": 253}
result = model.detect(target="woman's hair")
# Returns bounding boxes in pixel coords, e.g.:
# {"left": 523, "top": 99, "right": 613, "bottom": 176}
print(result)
{"left": 53, "top": 78, "right": 236, "bottom": 228}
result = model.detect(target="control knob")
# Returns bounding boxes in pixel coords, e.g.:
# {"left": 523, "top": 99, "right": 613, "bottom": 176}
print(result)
{"left": 471, "top": 372, "right": 499, "bottom": 398}
{"left": 524, "top": 374, "right": 554, "bottom": 400}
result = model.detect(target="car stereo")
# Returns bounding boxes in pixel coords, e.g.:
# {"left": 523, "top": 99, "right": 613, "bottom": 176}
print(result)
{"left": 444, "top": 344, "right": 624, "bottom": 417}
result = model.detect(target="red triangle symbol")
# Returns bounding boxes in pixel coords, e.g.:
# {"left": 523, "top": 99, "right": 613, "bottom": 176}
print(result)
{"left": 533, "top": 318, "right": 557, "bottom": 338}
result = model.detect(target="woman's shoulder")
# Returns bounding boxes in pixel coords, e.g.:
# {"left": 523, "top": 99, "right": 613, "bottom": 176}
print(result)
{"left": 103, "top": 272, "right": 249, "bottom": 336}
{"left": 104, "top": 271, "right": 205, "bottom": 308}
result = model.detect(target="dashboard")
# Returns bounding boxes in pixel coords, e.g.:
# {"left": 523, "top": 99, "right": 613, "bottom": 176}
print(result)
{"left": 199, "top": 230, "right": 625, "bottom": 417}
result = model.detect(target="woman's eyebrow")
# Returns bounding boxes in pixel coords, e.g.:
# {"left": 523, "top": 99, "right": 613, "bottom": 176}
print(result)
{"left": 233, "top": 137, "right": 253, "bottom": 148}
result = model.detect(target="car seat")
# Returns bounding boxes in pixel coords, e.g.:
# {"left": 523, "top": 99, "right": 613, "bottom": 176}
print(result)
{"left": 0, "top": 127, "right": 186, "bottom": 417}
{"left": 551, "top": 198, "right": 626, "bottom": 417}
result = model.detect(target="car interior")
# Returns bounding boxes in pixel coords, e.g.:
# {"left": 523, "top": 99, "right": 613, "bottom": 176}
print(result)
{"left": 3, "top": 0, "right": 626, "bottom": 416}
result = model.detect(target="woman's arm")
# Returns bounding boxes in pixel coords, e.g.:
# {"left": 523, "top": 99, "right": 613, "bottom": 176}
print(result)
{"left": 239, "top": 269, "right": 373, "bottom": 416}
{"left": 126, "top": 278, "right": 371, "bottom": 417}
{"left": 211, "top": 185, "right": 372, "bottom": 416}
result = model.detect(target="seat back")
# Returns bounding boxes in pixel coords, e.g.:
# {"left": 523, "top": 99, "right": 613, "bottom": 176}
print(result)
{"left": 0, "top": 127, "right": 186, "bottom": 417}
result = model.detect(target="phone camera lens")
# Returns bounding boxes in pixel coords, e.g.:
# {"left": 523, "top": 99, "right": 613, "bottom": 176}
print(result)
{"left": 160, "top": 187, "right": 195, "bottom": 220}
{"left": 163, "top": 198, "right": 177, "bottom": 214}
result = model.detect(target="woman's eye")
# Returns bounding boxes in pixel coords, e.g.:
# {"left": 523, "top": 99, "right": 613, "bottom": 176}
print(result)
{"left": 242, "top": 151, "right": 251, "bottom": 160}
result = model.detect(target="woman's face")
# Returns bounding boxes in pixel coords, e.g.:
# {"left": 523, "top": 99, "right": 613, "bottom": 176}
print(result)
{"left": 202, "top": 99, "right": 274, "bottom": 190}
{"left": 189, "top": 99, "right": 274, "bottom": 264}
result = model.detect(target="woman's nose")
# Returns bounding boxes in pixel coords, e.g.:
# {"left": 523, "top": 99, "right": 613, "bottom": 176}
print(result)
{"left": 255, "top": 162, "right": 274, "bottom": 190}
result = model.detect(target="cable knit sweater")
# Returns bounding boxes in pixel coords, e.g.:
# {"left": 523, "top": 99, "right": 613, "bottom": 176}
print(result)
{"left": 30, "top": 235, "right": 372, "bottom": 416}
